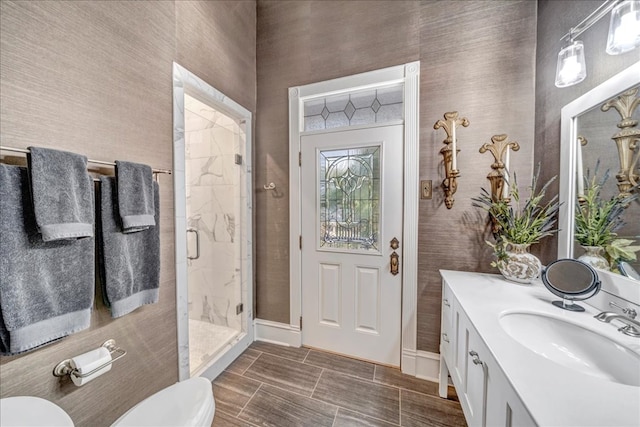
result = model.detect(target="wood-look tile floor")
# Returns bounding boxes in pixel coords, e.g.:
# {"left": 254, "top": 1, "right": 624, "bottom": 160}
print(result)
{"left": 210, "top": 342, "right": 467, "bottom": 427}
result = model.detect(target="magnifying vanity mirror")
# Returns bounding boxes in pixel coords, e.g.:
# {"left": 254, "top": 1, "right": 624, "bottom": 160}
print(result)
{"left": 542, "top": 259, "right": 601, "bottom": 312}
{"left": 558, "top": 62, "right": 640, "bottom": 279}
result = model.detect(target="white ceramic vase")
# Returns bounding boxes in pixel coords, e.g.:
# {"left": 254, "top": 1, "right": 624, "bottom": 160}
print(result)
{"left": 498, "top": 243, "right": 542, "bottom": 284}
{"left": 577, "top": 245, "right": 610, "bottom": 271}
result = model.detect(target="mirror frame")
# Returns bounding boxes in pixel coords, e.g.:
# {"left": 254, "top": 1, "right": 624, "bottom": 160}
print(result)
{"left": 558, "top": 61, "right": 640, "bottom": 261}
{"left": 542, "top": 258, "right": 601, "bottom": 312}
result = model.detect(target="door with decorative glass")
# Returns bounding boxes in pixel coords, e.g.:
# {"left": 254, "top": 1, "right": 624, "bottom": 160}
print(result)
{"left": 301, "top": 125, "right": 403, "bottom": 366}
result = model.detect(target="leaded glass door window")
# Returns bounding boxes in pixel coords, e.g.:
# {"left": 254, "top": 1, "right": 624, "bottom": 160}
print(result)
{"left": 319, "top": 146, "right": 380, "bottom": 253}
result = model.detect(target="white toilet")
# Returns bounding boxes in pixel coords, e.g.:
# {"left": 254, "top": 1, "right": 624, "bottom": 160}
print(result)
{"left": 112, "top": 377, "right": 215, "bottom": 427}
{"left": 0, "top": 377, "right": 215, "bottom": 427}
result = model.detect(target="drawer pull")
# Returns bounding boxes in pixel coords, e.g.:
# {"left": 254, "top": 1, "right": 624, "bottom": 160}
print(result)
{"left": 469, "top": 350, "right": 484, "bottom": 366}
{"left": 442, "top": 333, "right": 449, "bottom": 343}
{"left": 443, "top": 298, "right": 450, "bottom": 307}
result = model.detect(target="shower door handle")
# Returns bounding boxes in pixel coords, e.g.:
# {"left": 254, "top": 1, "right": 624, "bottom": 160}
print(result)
{"left": 187, "top": 228, "right": 200, "bottom": 260}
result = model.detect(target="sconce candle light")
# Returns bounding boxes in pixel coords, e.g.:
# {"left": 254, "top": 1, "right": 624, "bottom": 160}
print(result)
{"left": 601, "top": 87, "right": 640, "bottom": 197}
{"left": 555, "top": 0, "right": 640, "bottom": 89}
{"left": 576, "top": 136, "right": 588, "bottom": 199}
{"left": 434, "top": 111, "right": 469, "bottom": 209}
{"left": 479, "top": 134, "right": 520, "bottom": 203}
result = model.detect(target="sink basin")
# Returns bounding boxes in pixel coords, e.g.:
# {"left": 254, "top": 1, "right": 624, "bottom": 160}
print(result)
{"left": 499, "top": 312, "right": 640, "bottom": 386}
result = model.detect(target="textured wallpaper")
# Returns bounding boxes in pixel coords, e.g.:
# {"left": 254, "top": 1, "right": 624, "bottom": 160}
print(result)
{"left": 255, "top": 0, "right": 537, "bottom": 353}
{"left": 0, "top": 1, "right": 256, "bottom": 424}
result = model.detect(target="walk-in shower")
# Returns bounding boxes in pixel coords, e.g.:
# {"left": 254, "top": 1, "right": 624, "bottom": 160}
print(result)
{"left": 173, "top": 63, "right": 253, "bottom": 381}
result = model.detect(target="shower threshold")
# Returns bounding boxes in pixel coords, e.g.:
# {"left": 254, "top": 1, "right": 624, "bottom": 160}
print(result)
{"left": 188, "top": 319, "right": 240, "bottom": 376}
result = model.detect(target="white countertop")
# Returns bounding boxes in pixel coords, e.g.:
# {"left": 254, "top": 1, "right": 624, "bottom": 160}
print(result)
{"left": 440, "top": 269, "right": 640, "bottom": 427}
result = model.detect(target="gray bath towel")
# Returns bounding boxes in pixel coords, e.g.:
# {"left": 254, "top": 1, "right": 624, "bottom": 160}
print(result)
{"left": 98, "top": 176, "right": 160, "bottom": 318}
{"left": 0, "top": 164, "right": 94, "bottom": 355}
{"left": 27, "top": 146, "right": 94, "bottom": 241}
{"left": 115, "top": 160, "right": 156, "bottom": 232}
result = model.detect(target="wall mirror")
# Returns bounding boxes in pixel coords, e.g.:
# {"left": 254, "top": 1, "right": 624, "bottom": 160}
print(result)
{"left": 558, "top": 61, "right": 640, "bottom": 279}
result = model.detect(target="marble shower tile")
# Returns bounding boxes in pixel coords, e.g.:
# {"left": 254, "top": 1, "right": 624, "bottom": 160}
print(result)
{"left": 312, "top": 369, "right": 399, "bottom": 425}
{"left": 243, "top": 353, "right": 321, "bottom": 397}
{"left": 217, "top": 114, "right": 238, "bottom": 131}
{"left": 209, "top": 125, "right": 237, "bottom": 155}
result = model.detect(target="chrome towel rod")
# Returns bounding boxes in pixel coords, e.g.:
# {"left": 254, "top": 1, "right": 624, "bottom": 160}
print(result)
{"left": 0, "top": 145, "right": 172, "bottom": 176}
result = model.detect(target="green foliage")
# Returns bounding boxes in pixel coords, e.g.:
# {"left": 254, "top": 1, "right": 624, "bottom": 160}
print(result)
{"left": 605, "top": 239, "right": 640, "bottom": 271}
{"left": 472, "top": 165, "right": 560, "bottom": 247}
{"left": 574, "top": 169, "right": 637, "bottom": 247}
{"left": 485, "top": 239, "right": 509, "bottom": 268}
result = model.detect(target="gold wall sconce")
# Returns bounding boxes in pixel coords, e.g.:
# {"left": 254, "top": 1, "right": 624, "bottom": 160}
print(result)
{"left": 479, "top": 134, "right": 520, "bottom": 203}
{"left": 434, "top": 111, "right": 469, "bottom": 209}
{"left": 601, "top": 87, "right": 640, "bottom": 197}
{"left": 576, "top": 135, "right": 588, "bottom": 203}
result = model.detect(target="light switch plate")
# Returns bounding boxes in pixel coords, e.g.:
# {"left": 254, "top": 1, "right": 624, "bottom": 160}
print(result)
{"left": 421, "top": 180, "right": 432, "bottom": 199}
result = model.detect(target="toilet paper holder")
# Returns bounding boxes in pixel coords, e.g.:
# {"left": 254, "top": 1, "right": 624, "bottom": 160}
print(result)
{"left": 53, "top": 339, "right": 126, "bottom": 378}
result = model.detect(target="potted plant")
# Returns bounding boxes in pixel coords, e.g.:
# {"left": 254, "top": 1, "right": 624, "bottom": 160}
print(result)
{"left": 473, "top": 166, "right": 560, "bottom": 283}
{"left": 574, "top": 169, "right": 638, "bottom": 270}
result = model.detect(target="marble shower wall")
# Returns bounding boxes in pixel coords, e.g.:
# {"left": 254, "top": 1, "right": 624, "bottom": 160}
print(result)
{"left": 185, "top": 94, "right": 242, "bottom": 332}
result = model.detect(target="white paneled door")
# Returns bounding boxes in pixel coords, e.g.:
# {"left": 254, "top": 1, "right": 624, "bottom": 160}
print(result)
{"left": 301, "top": 125, "right": 403, "bottom": 366}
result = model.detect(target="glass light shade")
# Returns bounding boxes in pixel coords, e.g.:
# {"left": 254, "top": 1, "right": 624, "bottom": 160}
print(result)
{"left": 606, "top": 0, "right": 640, "bottom": 55}
{"left": 555, "top": 41, "right": 587, "bottom": 88}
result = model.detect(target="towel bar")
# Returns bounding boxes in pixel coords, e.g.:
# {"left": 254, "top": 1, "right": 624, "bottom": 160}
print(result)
{"left": 53, "top": 339, "right": 127, "bottom": 378}
{"left": 0, "top": 145, "right": 172, "bottom": 176}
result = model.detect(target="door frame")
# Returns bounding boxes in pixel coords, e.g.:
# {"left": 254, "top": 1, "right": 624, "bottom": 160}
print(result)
{"left": 172, "top": 62, "right": 254, "bottom": 381}
{"left": 288, "top": 62, "right": 420, "bottom": 374}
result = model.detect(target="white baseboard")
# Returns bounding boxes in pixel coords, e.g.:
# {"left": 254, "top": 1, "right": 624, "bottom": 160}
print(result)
{"left": 402, "top": 348, "right": 441, "bottom": 383}
{"left": 415, "top": 350, "right": 441, "bottom": 383}
{"left": 254, "top": 322, "right": 440, "bottom": 382}
{"left": 254, "top": 318, "right": 302, "bottom": 347}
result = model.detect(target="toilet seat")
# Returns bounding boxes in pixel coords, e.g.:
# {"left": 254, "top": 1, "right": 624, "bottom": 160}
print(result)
{"left": 111, "top": 377, "right": 215, "bottom": 427}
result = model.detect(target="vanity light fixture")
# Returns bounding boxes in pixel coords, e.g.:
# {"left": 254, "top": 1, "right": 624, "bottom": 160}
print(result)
{"left": 434, "top": 111, "right": 469, "bottom": 209}
{"left": 555, "top": 40, "right": 587, "bottom": 88}
{"left": 607, "top": 0, "right": 640, "bottom": 54}
{"left": 555, "top": 0, "right": 640, "bottom": 89}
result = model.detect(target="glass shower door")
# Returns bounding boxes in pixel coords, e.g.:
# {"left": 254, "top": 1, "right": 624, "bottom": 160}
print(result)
{"left": 184, "top": 94, "right": 245, "bottom": 376}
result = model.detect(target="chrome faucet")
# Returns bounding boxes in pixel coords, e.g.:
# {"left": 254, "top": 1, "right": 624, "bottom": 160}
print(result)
{"left": 609, "top": 301, "right": 637, "bottom": 319}
{"left": 594, "top": 311, "right": 640, "bottom": 337}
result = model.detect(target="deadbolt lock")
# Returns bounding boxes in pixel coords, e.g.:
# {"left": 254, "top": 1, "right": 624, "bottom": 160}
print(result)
{"left": 390, "top": 237, "right": 399, "bottom": 250}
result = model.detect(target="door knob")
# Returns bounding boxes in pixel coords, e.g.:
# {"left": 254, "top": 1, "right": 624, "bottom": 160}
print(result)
{"left": 389, "top": 237, "right": 400, "bottom": 275}
{"left": 390, "top": 251, "right": 399, "bottom": 275}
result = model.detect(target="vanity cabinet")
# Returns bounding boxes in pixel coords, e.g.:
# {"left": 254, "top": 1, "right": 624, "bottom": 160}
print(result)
{"left": 440, "top": 277, "right": 535, "bottom": 427}
{"left": 439, "top": 283, "right": 453, "bottom": 360}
